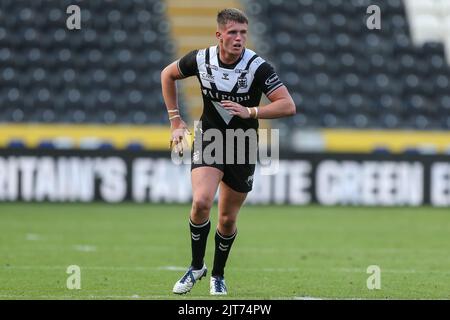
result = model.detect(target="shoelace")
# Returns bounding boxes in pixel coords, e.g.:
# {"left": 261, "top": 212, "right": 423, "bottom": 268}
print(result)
{"left": 213, "top": 277, "right": 225, "bottom": 292}
{"left": 180, "top": 268, "right": 195, "bottom": 284}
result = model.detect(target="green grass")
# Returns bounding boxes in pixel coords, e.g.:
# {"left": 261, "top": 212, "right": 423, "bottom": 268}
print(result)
{"left": 0, "top": 203, "right": 449, "bottom": 300}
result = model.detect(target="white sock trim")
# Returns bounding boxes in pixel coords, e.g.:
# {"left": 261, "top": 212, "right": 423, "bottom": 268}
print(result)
{"left": 216, "top": 229, "right": 237, "bottom": 240}
{"left": 189, "top": 218, "right": 210, "bottom": 228}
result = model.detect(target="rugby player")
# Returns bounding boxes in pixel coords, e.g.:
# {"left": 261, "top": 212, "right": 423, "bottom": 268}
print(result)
{"left": 161, "top": 8, "right": 295, "bottom": 295}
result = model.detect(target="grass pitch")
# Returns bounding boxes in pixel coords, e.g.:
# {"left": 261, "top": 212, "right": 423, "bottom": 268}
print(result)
{"left": 0, "top": 203, "right": 449, "bottom": 300}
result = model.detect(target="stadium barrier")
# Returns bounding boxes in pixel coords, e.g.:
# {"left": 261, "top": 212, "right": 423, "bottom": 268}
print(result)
{"left": 0, "top": 148, "right": 449, "bottom": 207}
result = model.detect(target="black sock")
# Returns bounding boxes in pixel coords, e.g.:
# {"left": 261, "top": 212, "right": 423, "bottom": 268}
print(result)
{"left": 189, "top": 219, "right": 211, "bottom": 270}
{"left": 212, "top": 229, "right": 237, "bottom": 277}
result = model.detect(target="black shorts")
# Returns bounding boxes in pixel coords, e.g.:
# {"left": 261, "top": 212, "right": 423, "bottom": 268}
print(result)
{"left": 190, "top": 131, "right": 257, "bottom": 193}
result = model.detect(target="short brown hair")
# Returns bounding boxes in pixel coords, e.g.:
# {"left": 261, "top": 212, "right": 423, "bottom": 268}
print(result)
{"left": 217, "top": 8, "right": 248, "bottom": 26}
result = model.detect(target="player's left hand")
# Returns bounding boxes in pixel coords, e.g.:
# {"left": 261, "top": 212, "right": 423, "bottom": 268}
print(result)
{"left": 221, "top": 100, "right": 251, "bottom": 119}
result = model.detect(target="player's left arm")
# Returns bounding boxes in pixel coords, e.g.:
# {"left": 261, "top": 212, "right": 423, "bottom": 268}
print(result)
{"left": 254, "top": 85, "right": 296, "bottom": 119}
{"left": 222, "top": 62, "right": 296, "bottom": 119}
{"left": 222, "top": 85, "right": 296, "bottom": 119}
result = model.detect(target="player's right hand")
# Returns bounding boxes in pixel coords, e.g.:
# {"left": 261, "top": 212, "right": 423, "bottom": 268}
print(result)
{"left": 170, "top": 119, "right": 191, "bottom": 157}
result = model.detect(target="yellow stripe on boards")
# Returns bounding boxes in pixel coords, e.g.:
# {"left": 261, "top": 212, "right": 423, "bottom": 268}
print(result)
{"left": 323, "top": 129, "right": 450, "bottom": 153}
{"left": 0, "top": 124, "right": 171, "bottom": 150}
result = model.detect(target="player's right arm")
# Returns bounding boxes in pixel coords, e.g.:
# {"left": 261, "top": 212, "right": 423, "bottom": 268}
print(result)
{"left": 161, "top": 51, "right": 198, "bottom": 150}
{"left": 161, "top": 60, "right": 188, "bottom": 135}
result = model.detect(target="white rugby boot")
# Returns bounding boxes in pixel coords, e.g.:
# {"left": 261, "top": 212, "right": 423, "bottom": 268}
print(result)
{"left": 210, "top": 276, "right": 227, "bottom": 295}
{"left": 172, "top": 264, "right": 207, "bottom": 294}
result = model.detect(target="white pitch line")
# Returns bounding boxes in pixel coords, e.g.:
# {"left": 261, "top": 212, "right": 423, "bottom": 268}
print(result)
{"left": 0, "top": 265, "right": 302, "bottom": 272}
{"left": 158, "top": 266, "right": 301, "bottom": 272}
{"left": 294, "top": 296, "right": 323, "bottom": 300}
{"left": 73, "top": 245, "right": 97, "bottom": 252}
{"left": 25, "top": 234, "right": 41, "bottom": 241}
{"left": 261, "top": 267, "right": 300, "bottom": 272}
{"left": 2, "top": 265, "right": 449, "bottom": 276}
{"left": 0, "top": 266, "right": 154, "bottom": 271}
{"left": 237, "top": 247, "right": 450, "bottom": 254}
{"left": 157, "top": 266, "right": 186, "bottom": 271}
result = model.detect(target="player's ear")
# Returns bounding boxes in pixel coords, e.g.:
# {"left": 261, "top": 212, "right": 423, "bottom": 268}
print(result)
{"left": 216, "top": 31, "right": 222, "bottom": 42}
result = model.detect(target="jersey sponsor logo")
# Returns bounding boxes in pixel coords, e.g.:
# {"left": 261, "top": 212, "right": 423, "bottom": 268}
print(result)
{"left": 265, "top": 73, "right": 280, "bottom": 87}
{"left": 205, "top": 63, "right": 218, "bottom": 71}
{"left": 235, "top": 69, "right": 249, "bottom": 74}
{"left": 202, "top": 88, "right": 250, "bottom": 103}
{"left": 237, "top": 77, "right": 248, "bottom": 89}
{"left": 221, "top": 73, "right": 230, "bottom": 80}
{"left": 200, "top": 72, "right": 215, "bottom": 82}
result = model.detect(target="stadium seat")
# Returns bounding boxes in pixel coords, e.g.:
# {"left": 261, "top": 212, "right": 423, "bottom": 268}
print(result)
{"left": 245, "top": 0, "right": 450, "bottom": 129}
{"left": 0, "top": 0, "right": 177, "bottom": 125}
{"left": 2, "top": 0, "right": 450, "bottom": 131}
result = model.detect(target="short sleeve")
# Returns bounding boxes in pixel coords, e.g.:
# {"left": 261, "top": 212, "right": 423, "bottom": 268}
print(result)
{"left": 177, "top": 50, "right": 198, "bottom": 78}
{"left": 254, "top": 62, "right": 284, "bottom": 96}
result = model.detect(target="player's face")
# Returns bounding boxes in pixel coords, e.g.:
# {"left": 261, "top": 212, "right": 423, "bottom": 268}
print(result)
{"left": 217, "top": 21, "right": 248, "bottom": 57}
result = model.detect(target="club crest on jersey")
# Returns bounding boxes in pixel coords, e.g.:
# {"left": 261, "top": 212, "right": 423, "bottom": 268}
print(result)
{"left": 222, "top": 73, "right": 230, "bottom": 80}
{"left": 237, "top": 77, "right": 248, "bottom": 89}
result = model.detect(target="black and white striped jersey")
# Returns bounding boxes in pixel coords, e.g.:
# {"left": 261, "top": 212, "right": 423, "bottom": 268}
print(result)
{"left": 177, "top": 46, "right": 284, "bottom": 132}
